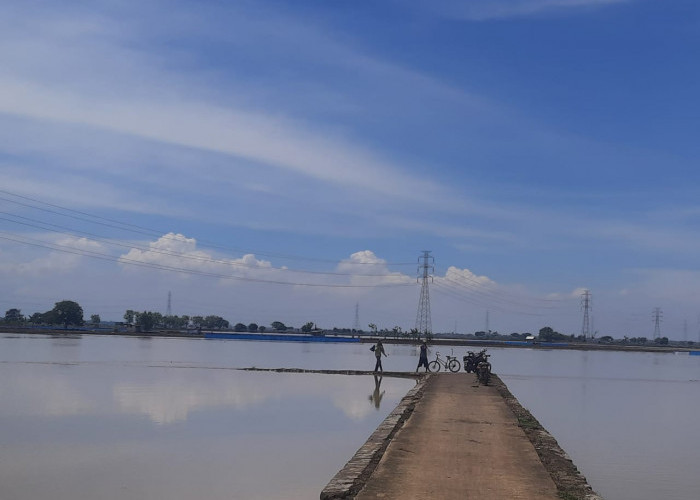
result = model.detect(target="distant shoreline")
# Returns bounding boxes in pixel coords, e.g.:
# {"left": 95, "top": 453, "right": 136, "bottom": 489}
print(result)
{"left": 1, "top": 326, "right": 694, "bottom": 354}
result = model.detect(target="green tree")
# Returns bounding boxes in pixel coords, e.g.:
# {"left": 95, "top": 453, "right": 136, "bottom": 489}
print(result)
{"left": 51, "top": 300, "right": 84, "bottom": 329}
{"left": 234, "top": 323, "right": 247, "bottom": 332}
{"left": 29, "top": 312, "right": 44, "bottom": 324}
{"left": 203, "top": 315, "right": 229, "bottom": 329}
{"left": 258, "top": 325, "right": 266, "bottom": 333}
{"left": 248, "top": 323, "right": 259, "bottom": 332}
{"left": 301, "top": 321, "right": 314, "bottom": 333}
{"left": 368, "top": 323, "right": 377, "bottom": 335}
{"left": 136, "top": 311, "right": 156, "bottom": 332}
{"left": 4, "top": 308, "right": 25, "bottom": 324}
{"left": 124, "top": 310, "right": 136, "bottom": 325}
{"left": 271, "top": 321, "right": 287, "bottom": 331}
{"left": 538, "top": 326, "right": 567, "bottom": 342}
{"left": 90, "top": 314, "right": 101, "bottom": 326}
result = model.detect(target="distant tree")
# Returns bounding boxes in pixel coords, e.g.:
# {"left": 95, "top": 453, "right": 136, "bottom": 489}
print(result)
{"left": 51, "top": 301, "right": 84, "bottom": 329}
{"left": 191, "top": 316, "right": 204, "bottom": 328}
{"left": 234, "top": 323, "right": 247, "bottom": 332}
{"left": 248, "top": 323, "right": 258, "bottom": 333}
{"left": 271, "top": 321, "right": 286, "bottom": 331}
{"left": 599, "top": 335, "right": 614, "bottom": 344}
{"left": 124, "top": 310, "right": 136, "bottom": 325}
{"left": 475, "top": 331, "right": 486, "bottom": 337}
{"left": 90, "top": 314, "right": 101, "bottom": 326}
{"left": 258, "top": 325, "right": 266, "bottom": 333}
{"left": 4, "top": 308, "right": 25, "bottom": 324}
{"left": 392, "top": 326, "right": 402, "bottom": 339}
{"left": 301, "top": 321, "right": 314, "bottom": 333}
{"left": 29, "top": 312, "right": 44, "bottom": 324}
{"left": 136, "top": 311, "right": 156, "bottom": 332}
{"left": 654, "top": 336, "right": 669, "bottom": 345}
{"left": 368, "top": 323, "right": 377, "bottom": 335}
{"left": 203, "top": 315, "right": 229, "bottom": 329}
{"left": 537, "top": 326, "right": 567, "bottom": 342}
{"left": 163, "top": 315, "right": 188, "bottom": 329}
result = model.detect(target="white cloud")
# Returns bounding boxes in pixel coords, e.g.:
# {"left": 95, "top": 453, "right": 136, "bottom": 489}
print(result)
{"left": 441, "top": 266, "right": 496, "bottom": 287}
{"left": 425, "top": 0, "right": 631, "bottom": 21}
{"left": 118, "top": 233, "right": 272, "bottom": 280}
{"left": 0, "top": 235, "right": 104, "bottom": 276}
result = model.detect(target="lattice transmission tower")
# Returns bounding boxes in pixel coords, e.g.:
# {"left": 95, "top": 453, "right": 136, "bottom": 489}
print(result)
{"left": 652, "top": 307, "right": 663, "bottom": 339}
{"left": 353, "top": 302, "right": 360, "bottom": 331}
{"left": 415, "top": 251, "right": 434, "bottom": 339}
{"left": 581, "top": 289, "right": 591, "bottom": 341}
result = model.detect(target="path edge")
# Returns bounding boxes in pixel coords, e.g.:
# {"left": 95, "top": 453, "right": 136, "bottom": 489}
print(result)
{"left": 491, "top": 374, "right": 604, "bottom": 500}
{"left": 319, "top": 374, "right": 430, "bottom": 500}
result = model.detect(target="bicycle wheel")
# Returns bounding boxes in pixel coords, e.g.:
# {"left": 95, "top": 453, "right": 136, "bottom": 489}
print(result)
{"left": 428, "top": 360, "right": 441, "bottom": 373}
{"left": 448, "top": 359, "right": 461, "bottom": 372}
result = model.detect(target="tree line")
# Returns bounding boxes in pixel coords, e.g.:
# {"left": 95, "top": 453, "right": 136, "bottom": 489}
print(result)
{"left": 2, "top": 301, "right": 88, "bottom": 329}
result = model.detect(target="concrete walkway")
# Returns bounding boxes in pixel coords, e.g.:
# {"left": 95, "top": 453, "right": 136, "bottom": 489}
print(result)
{"left": 354, "top": 373, "right": 559, "bottom": 500}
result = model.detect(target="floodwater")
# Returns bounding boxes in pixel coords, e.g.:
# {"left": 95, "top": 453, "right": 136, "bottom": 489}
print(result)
{"left": 1, "top": 334, "right": 698, "bottom": 500}
{"left": 0, "top": 333, "right": 415, "bottom": 500}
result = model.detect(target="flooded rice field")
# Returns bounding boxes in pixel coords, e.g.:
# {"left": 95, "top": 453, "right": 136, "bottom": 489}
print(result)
{"left": 1, "top": 333, "right": 698, "bottom": 499}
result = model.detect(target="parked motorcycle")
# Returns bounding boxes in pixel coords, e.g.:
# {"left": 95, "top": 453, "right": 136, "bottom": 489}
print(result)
{"left": 476, "top": 354, "right": 491, "bottom": 385}
{"left": 463, "top": 349, "right": 487, "bottom": 373}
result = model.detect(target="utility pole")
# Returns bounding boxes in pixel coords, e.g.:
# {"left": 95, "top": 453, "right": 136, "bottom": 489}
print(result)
{"left": 415, "top": 251, "right": 434, "bottom": 340}
{"left": 581, "top": 289, "right": 591, "bottom": 341}
{"left": 166, "top": 291, "right": 172, "bottom": 316}
{"left": 652, "top": 307, "right": 663, "bottom": 339}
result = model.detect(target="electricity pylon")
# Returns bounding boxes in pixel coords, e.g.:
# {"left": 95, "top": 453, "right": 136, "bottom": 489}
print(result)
{"left": 353, "top": 302, "right": 360, "bottom": 331}
{"left": 652, "top": 307, "right": 663, "bottom": 339}
{"left": 581, "top": 289, "right": 591, "bottom": 341}
{"left": 415, "top": 251, "right": 434, "bottom": 339}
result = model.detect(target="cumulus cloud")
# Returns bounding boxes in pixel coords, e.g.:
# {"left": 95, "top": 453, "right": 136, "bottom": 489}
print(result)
{"left": 441, "top": 266, "right": 496, "bottom": 287}
{"left": 118, "top": 233, "right": 272, "bottom": 280}
{"left": 336, "top": 250, "right": 412, "bottom": 287}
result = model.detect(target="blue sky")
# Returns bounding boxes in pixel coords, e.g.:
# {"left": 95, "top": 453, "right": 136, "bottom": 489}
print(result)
{"left": 1, "top": 0, "right": 699, "bottom": 339}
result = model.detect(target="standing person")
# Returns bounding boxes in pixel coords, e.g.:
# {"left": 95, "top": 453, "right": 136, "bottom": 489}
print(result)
{"left": 373, "top": 340, "right": 387, "bottom": 372}
{"left": 416, "top": 341, "right": 429, "bottom": 372}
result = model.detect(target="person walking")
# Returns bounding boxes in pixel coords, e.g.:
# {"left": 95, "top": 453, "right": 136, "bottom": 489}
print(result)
{"left": 416, "top": 341, "right": 429, "bottom": 372}
{"left": 373, "top": 340, "right": 387, "bottom": 372}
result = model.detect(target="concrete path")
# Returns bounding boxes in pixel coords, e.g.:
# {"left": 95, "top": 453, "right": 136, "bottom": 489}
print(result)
{"left": 354, "top": 373, "right": 559, "bottom": 500}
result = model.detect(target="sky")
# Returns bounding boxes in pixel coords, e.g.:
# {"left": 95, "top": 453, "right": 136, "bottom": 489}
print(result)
{"left": 1, "top": 0, "right": 700, "bottom": 340}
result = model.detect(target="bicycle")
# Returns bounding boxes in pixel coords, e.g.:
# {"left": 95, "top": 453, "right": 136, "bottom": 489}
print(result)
{"left": 428, "top": 350, "right": 461, "bottom": 373}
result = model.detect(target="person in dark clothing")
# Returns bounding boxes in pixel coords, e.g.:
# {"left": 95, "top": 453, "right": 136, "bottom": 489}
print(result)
{"left": 416, "top": 341, "right": 429, "bottom": 372}
{"left": 373, "top": 340, "right": 387, "bottom": 372}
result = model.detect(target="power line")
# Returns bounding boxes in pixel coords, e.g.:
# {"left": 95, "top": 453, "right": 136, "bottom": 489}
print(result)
{"left": 0, "top": 212, "right": 410, "bottom": 279}
{"left": 0, "top": 232, "right": 415, "bottom": 289}
{"left": 0, "top": 189, "right": 414, "bottom": 266}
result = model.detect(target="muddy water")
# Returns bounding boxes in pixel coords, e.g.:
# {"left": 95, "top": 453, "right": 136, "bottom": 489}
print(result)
{"left": 1, "top": 333, "right": 698, "bottom": 500}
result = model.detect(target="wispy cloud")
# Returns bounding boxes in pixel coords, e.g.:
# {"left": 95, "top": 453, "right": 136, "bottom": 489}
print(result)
{"left": 421, "top": 0, "right": 632, "bottom": 21}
